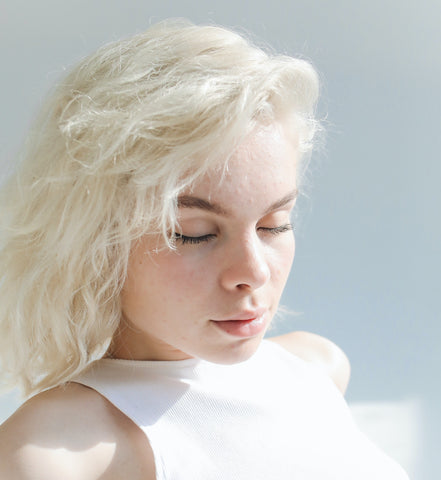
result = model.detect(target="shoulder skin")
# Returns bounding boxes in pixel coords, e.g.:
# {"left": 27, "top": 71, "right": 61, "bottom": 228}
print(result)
{"left": 0, "top": 383, "right": 155, "bottom": 480}
{"left": 268, "top": 331, "right": 351, "bottom": 394}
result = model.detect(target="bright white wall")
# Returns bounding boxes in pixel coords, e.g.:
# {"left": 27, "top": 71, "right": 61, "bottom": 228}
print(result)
{"left": 1, "top": 1, "right": 439, "bottom": 477}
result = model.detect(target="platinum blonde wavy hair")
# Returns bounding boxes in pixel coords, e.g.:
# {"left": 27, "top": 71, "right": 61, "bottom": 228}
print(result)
{"left": 0, "top": 19, "right": 319, "bottom": 396}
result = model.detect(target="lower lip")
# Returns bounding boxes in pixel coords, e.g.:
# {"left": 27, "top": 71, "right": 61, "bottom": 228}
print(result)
{"left": 211, "top": 316, "right": 266, "bottom": 338}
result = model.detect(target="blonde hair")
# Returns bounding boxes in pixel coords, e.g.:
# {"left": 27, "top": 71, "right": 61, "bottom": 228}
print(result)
{"left": 0, "top": 19, "right": 319, "bottom": 396}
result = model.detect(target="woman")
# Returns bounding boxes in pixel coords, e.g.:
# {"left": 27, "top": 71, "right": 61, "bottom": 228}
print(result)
{"left": 0, "top": 20, "right": 408, "bottom": 479}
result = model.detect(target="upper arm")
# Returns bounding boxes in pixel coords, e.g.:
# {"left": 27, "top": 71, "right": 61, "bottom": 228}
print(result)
{"left": 0, "top": 384, "right": 155, "bottom": 480}
{"left": 268, "top": 331, "right": 351, "bottom": 395}
{"left": 0, "top": 403, "right": 86, "bottom": 480}
{"left": 0, "top": 437, "right": 107, "bottom": 480}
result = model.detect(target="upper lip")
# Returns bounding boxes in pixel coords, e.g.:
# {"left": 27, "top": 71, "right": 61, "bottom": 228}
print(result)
{"left": 212, "top": 306, "right": 268, "bottom": 322}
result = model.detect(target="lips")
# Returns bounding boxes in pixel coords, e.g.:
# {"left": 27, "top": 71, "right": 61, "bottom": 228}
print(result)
{"left": 211, "top": 307, "right": 268, "bottom": 338}
{"left": 212, "top": 306, "right": 268, "bottom": 323}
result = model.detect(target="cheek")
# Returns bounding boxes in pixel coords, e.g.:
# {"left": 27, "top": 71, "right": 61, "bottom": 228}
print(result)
{"left": 270, "top": 235, "right": 295, "bottom": 282}
{"left": 154, "top": 253, "right": 210, "bottom": 300}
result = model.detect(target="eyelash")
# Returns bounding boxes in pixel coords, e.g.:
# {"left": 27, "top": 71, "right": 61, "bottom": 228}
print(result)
{"left": 174, "top": 233, "right": 216, "bottom": 245}
{"left": 260, "top": 223, "right": 293, "bottom": 235}
{"left": 174, "top": 223, "right": 293, "bottom": 245}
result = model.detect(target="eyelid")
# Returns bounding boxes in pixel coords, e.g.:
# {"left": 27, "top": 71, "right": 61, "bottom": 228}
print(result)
{"left": 258, "top": 223, "right": 293, "bottom": 234}
{"left": 173, "top": 233, "right": 216, "bottom": 245}
{"left": 172, "top": 222, "right": 293, "bottom": 246}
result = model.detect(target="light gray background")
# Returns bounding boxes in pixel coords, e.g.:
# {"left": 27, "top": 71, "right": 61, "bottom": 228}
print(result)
{"left": 1, "top": 1, "right": 439, "bottom": 478}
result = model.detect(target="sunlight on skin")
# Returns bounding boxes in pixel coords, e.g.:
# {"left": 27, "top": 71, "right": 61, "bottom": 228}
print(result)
{"left": 19, "top": 442, "right": 117, "bottom": 479}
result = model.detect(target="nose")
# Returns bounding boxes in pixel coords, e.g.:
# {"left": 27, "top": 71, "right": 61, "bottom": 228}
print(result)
{"left": 219, "top": 233, "right": 271, "bottom": 291}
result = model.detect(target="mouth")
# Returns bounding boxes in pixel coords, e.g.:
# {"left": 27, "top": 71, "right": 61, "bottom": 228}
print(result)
{"left": 211, "top": 308, "right": 268, "bottom": 338}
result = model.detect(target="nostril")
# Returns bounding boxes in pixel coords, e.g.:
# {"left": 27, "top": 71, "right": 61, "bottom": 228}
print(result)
{"left": 236, "top": 282, "right": 252, "bottom": 291}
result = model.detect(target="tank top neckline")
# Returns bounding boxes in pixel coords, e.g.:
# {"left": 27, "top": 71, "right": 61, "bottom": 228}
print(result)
{"left": 101, "top": 356, "right": 202, "bottom": 367}
{"left": 90, "top": 340, "right": 276, "bottom": 380}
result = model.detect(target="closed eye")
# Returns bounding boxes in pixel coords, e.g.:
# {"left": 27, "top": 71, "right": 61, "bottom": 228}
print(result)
{"left": 173, "top": 223, "right": 292, "bottom": 245}
{"left": 258, "top": 223, "right": 293, "bottom": 235}
{"left": 173, "top": 233, "right": 216, "bottom": 245}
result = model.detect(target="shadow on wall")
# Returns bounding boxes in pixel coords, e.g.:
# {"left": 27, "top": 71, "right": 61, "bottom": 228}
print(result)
{"left": 349, "top": 398, "right": 421, "bottom": 478}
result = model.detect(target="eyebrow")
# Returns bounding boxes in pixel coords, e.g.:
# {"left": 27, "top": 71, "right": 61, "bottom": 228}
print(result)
{"left": 177, "top": 189, "right": 298, "bottom": 216}
{"left": 264, "top": 189, "right": 299, "bottom": 214}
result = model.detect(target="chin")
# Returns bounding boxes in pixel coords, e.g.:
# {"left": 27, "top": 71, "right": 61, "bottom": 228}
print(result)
{"left": 200, "top": 336, "right": 264, "bottom": 365}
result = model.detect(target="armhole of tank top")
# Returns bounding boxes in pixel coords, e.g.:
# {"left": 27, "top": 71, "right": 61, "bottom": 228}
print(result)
{"left": 70, "top": 381, "right": 165, "bottom": 480}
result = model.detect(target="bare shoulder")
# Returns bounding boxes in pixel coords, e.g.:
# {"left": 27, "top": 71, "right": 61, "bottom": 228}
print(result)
{"left": 0, "top": 383, "right": 155, "bottom": 480}
{"left": 268, "top": 331, "right": 351, "bottom": 394}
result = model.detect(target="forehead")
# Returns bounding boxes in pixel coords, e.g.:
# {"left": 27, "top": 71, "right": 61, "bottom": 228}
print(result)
{"left": 233, "top": 122, "right": 297, "bottom": 160}
{"left": 187, "top": 122, "right": 299, "bottom": 201}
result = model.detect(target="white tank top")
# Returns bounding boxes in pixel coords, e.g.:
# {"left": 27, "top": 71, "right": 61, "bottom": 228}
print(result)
{"left": 75, "top": 340, "right": 409, "bottom": 480}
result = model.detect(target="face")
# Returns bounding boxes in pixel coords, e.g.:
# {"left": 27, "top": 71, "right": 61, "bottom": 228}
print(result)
{"left": 113, "top": 122, "right": 298, "bottom": 364}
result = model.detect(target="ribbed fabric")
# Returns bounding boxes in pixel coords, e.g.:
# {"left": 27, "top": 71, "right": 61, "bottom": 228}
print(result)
{"left": 75, "top": 340, "right": 409, "bottom": 480}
